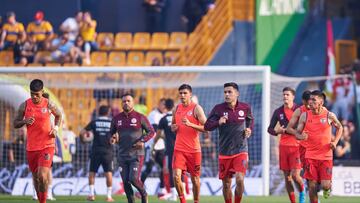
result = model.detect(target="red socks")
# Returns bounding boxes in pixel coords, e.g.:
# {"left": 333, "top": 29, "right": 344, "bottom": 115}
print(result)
{"left": 289, "top": 192, "right": 296, "bottom": 203}
{"left": 235, "top": 195, "right": 242, "bottom": 203}
{"left": 39, "top": 192, "right": 47, "bottom": 203}
{"left": 299, "top": 184, "right": 305, "bottom": 192}
{"left": 311, "top": 199, "right": 318, "bottom": 203}
{"left": 194, "top": 200, "right": 199, "bottom": 203}
{"left": 179, "top": 194, "right": 186, "bottom": 203}
{"left": 225, "top": 198, "right": 232, "bottom": 203}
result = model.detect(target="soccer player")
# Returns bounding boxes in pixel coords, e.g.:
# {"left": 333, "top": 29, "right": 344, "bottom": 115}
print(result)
{"left": 172, "top": 84, "right": 207, "bottom": 203}
{"left": 296, "top": 90, "right": 343, "bottom": 203}
{"left": 110, "top": 93, "right": 155, "bottom": 203}
{"left": 267, "top": 87, "right": 305, "bottom": 203}
{"left": 204, "top": 82, "right": 253, "bottom": 203}
{"left": 13, "top": 79, "right": 62, "bottom": 203}
{"left": 286, "top": 90, "right": 312, "bottom": 169}
{"left": 80, "top": 105, "right": 114, "bottom": 202}
{"left": 156, "top": 98, "right": 177, "bottom": 201}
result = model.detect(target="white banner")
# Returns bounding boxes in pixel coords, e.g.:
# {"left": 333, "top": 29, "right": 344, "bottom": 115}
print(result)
{"left": 333, "top": 166, "right": 360, "bottom": 196}
{"left": 12, "top": 177, "right": 262, "bottom": 196}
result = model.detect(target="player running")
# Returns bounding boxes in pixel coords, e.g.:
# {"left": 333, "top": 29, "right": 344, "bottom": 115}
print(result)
{"left": 204, "top": 82, "right": 253, "bottom": 203}
{"left": 172, "top": 84, "right": 207, "bottom": 203}
{"left": 14, "top": 79, "right": 62, "bottom": 203}
{"left": 80, "top": 105, "right": 114, "bottom": 202}
{"left": 296, "top": 90, "right": 343, "bottom": 203}
{"left": 267, "top": 87, "right": 305, "bottom": 203}
{"left": 110, "top": 93, "right": 155, "bottom": 203}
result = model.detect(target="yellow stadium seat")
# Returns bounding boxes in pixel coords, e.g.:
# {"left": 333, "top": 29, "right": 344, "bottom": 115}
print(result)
{"left": 108, "top": 51, "right": 126, "bottom": 66}
{"left": 0, "top": 51, "right": 14, "bottom": 66}
{"left": 151, "top": 32, "right": 169, "bottom": 50}
{"left": 145, "top": 51, "right": 163, "bottom": 66}
{"left": 164, "top": 51, "right": 179, "bottom": 65}
{"left": 114, "top": 32, "right": 132, "bottom": 50}
{"left": 169, "top": 32, "right": 188, "bottom": 49}
{"left": 90, "top": 51, "right": 108, "bottom": 66}
{"left": 97, "top": 32, "right": 114, "bottom": 50}
{"left": 127, "top": 51, "right": 144, "bottom": 66}
{"left": 132, "top": 32, "right": 150, "bottom": 50}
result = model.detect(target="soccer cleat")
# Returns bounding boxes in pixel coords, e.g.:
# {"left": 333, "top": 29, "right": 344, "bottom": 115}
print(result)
{"left": 47, "top": 196, "right": 56, "bottom": 201}
{"left": 299, "top": 191, "right": 306, "bottom": 203}
{"left": 87, "top": 195, "right": 95, "bottom": 201}
{"left": 323, "top": 189, "right": 331, "bottom": 199}
{"left": 105, "top": 197, "right": 115, "bottom": 202}
{"left": 185, "top": 192, "right": 193, "bottom": 200}
{"left": 32, "top": 196, "right": 38, "bottom": 201}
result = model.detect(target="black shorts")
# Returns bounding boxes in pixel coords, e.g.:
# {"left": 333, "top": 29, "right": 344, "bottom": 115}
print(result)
{"left": 90, "top": 152, "right": 114, "bottom": 173}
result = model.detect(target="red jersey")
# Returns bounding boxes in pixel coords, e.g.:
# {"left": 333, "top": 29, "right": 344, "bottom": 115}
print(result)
{"left": 299, "top": 105, "right": 308, "bottom": 148}
{"left": 281, "top": 106, "right": 299, "bottom": 146}
{"left": 304, "top": 109, "right": 332, "bottom": 160}
{"left": 174, "top": 102, "right": 201, "bottom": 153}
{"left": 24, "top": 98, "right": 54, "bottom": 151}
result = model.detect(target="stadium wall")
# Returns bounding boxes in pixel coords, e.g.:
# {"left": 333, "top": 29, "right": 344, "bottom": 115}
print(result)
{"left": 209, "top": 21, "right": 255, "bottom": 65}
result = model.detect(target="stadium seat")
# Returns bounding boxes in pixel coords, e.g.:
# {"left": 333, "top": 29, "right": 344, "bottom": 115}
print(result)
{"left": 164, "top": 51, "right": 179, "bottom": 65}
{"left": 145, "top": 51, "right": 163, "bottom": 66}
{"left": 108, "top": 51, "right": 126, "bottom": 66}
{"left": 0, "top": 51, "right": 14, "bottom": 66}
{"left": 151, "top": 32, "right": 169, "bottom": 50}
{"left": 97, "top": 32, "right": 114, "bottom": 50}
{"left": 127, "top": 51, "right": 144, "bottom": 66}
{"left": 90, "top": 51, "right": 108, "bottom": 66}
{"left": 114, "top": 32, "right": 132, "bottom": 50}
{"left": 132, "top": 32, "right": 150, "bottom": 50}
{"left": 27, "top": 63, "right": 45, "bottom": 67}
{"left": 169, "top": 32, "right": 188, "bottom": 49}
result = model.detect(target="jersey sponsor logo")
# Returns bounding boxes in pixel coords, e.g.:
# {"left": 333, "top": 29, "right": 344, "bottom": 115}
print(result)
{"left": 280, "top": 113, "right": 284, "bottom": 120}
{"left": 117, "top": 120, "right": 122, "bottom": 126}
{"left": 133, "top": 167, "right": 138, "bottom": 171}
{"left": 41, "top": 108, "right": 48, "bottom": 114}
{"left": 187, "top": 111, "right": 193, "bottom": 116}
{"left": 223, "top": 112, "right": 228, "bottom": 117}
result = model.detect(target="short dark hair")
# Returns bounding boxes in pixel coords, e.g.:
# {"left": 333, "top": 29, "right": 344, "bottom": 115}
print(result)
{"left": 178, "top": 84, "right": 192, "bottom": 92}
{"left": 224, "top": 82, "right": 239, "bottom": 91}
{"left": 121, "top": 92, "right": 134, "bottom": 99}
{"left": 30, "top": 79, "right": 44, "bottom": 92}
{"left": 282, "top": 87, "right": 295, "bottom": 95}
{"left": 42, "top": 92, "right": 50, "bottom": 99}
{"left": 302, "top": 90, "right": 311, "bottom": 101}
{"left": 311, "top": 90, "right": 326, "bottom": 102}
{"left": 99, "top": 105, "right": 110, "bottom": 116}
{"left": 165, "top": 99, "right": 174, "bottom": 110}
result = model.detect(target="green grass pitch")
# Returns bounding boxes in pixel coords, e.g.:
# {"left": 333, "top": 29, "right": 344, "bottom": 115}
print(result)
{"left": 1, "top": 195, "right": 359, "bottom": 203}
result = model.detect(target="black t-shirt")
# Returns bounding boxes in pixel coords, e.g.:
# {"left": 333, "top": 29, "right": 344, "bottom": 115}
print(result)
{"left": 158, "top": 112, "right": 176, "bottom": 155}
{"left": 85, "top": 116, "right": 113, "bottom": 154}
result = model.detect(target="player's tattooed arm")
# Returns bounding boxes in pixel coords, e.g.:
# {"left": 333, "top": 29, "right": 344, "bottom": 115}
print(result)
{"left": 48, "top": 100, "right": 63, "bottom": 137}
{"left": 183, "top": 105, "right": 207, "bottom": 132}
{"left": 295, "top": 112, "right": 307, "bottom": 140}
{"left": 286, "top": 108, "right": 301, "bottom": 136}
{"left": 329, "top": 112, "right": 343, "bottom": 150}
{"left": 13, "top": 102, "right": 33, "bottom": 128}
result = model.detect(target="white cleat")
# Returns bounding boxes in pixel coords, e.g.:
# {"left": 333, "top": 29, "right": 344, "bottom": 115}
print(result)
{"left": 47, "top": 196, "right": 56, "bottom": 201}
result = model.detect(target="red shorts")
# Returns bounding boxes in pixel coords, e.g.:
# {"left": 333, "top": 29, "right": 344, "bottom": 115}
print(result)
{"left": 172, "top": 150, "right": 201, "bottom": 177}
{"left": 304, "top": 159, "right": 333, "bottom": 183}
{"left": 279, "top": 145, "right": 301, "bottom": 171}
{"left": 299, "top": 145, "right": 307, "bottom": 169}
{"left": 218, "top": 153, "right": 248, "bottom": 179}
{"left": 27, "top": 147, "right": 54, "bottom": 173}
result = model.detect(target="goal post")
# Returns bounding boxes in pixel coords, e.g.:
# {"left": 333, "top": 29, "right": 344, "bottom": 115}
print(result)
{"left": 0, "top": 66, "right": 271, "bottom": 196}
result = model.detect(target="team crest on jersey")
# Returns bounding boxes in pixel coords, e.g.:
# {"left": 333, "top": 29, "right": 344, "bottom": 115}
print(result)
{"left": 41, "top": 108, "right": 48, "bottom": 113}
{"left": 131, "top": 118, "right": 137, "bottom": 123}
{"left": 280, "top": 114, "right": 284, "bottom": 120}
{"left": 238, "top": 110, "right": 244, "bottom": 117}
{"left": 187, "top": 111, "right": 193, "bottom": 116}
{"left": 118, "top": 120, "right": 122, "bottom": 126}
{"left": 320, "top": 118, "right": 327, "bottom": 124}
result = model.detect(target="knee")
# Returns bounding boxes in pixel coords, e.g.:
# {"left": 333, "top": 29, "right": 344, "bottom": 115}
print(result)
{"left": 322, "top": 182, "right": 331, "bottom": 190}
{"left": 173, "top": 173, "right": 181, "bottom": 182}
{"left": 236, "top": 177, "right": 244, "bottom": 186}
{"left": 291, "top": 173, "right": 299, "bottom": 181}
{"left": 38, "top": 173, "right": 48, "bottom": 184}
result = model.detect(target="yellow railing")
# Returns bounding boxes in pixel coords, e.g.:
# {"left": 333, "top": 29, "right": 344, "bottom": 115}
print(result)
{"left": 176, "top": 0, "right": 254, "bottom": 66}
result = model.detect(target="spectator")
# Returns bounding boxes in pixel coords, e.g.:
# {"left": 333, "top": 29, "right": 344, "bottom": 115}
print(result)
{"left": 60, "top": 11, "right": 83, "bottom": 42}
{"left": 0, "top": 12, "right": 26, "bottom": 50}
{"left": 8, "top": 127, "right": 27, "bottom": 166}
{"left": 69, "top": 35, "right": 88, "bottom": 65}
{"left": 163, "top": 56, "right": 173, "bottom": 66}
{"left": 26, "top": 11, "right": 54, "bottom": 50}
{"left": 151, "top": 57, "right": 161, "bottom": 66}
{"left": 42, "top": 32, "right": 74, "bottom": 64}
{"left": 331, "top": 76, "right": 353, "bottom": 121}
{"left": 13, "top": 37, "right": 38, "bottom": 66}
{"left": 80, "top": 11, "right": 98, "bottom": 64}
{"left": 143, "top": 0, "right": 166, "bottom": 33}
{"left": 181, "top": 0, "right": 215, "bottom": 33}
{"left": 134, "top": 95, "right": 148, "bottom": 115}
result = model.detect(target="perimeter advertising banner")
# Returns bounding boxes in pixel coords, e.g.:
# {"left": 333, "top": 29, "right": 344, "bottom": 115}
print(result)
{"left": 256, "top": 0, "right": 308, "bottom": 72}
